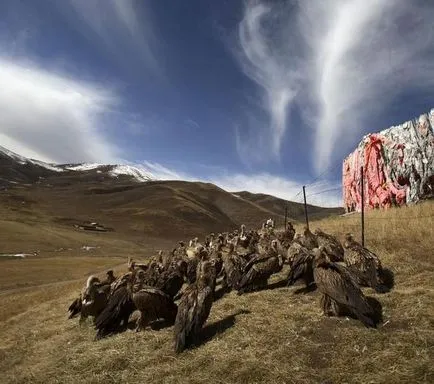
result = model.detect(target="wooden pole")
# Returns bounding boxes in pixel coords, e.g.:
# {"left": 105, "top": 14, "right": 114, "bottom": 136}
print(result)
{"left": 284, "top": 206, "right": 288, "bottom": 230}
{"left": 303, "top": 186, "right": 309, "bottom": 230}
{"left": 361, "top": 166, "right": 365, "bottom": 247}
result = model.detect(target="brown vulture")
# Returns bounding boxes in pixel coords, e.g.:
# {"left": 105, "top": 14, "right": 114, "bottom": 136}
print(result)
{"left": 133, "top": 286, "right": 178, "bottom": 332}
{"left": 68, "top": 294, "right": 82, "bottom": 319}
{"left": 314, "top": 229, "right": 344, "bottom": 262}
{"left": 343, "top": 233, "right": 390, "bottom": 293}
{"left": 277, "top": 222, "right": 296, "bottom": 249}
{"left": 313, "top": 247, "right": 381, "bottom": 328}
{"left": 174, "top": 260, "right": 217, "bottom": 354}
{"left": 286, "top": 245, "right": 315, "bottom": 291}
{"left": 154, "top": 259, "right": 187, "bottom": 299}
{"left": 298, "top": 226, "right": 319, "bottom": 250}
{"left": 236, "top": 240, "right": 283, "bottom": 295}
{"left": 79, "top": 276, "right": 109, "bottom": 324}
{"left": 221, "top": 243, "right": 247, "bottom": 291}
{"left": 94, "top": 285, "right": 136, "bottom": 339}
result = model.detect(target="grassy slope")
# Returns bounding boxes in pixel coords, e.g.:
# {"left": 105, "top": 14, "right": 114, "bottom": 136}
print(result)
{"left": 0, "top": 202, "right": 433, "bottom": 384}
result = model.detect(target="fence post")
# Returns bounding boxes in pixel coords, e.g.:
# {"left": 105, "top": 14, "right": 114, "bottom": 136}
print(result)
{"left": 360, "top": 166, "right": 365, "bottom": 247}
{"left": 284, "top": 206, "right": 288, "bottom": 230}
{"left": 302, "top": 186, "right": 309, "bottom": 230}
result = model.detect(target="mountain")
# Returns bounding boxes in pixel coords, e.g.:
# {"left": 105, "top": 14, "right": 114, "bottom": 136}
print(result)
{"left": 0, "top": 145, "right": 344, "bottom": 251}
{"left": 0, "top": 145, "right": 155, "bottom": 188}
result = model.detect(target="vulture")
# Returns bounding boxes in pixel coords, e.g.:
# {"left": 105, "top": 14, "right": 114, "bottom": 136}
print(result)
{"left": 313, "top": 229, "right": 344, "bottom": 262}
{"left": 95, "top": 285, "right": 136, "bottom": 339}
{"left": 68, "top": 294, "right": 82, "bottom": 319}
{"left": 133, "top": 286, "right": 178, "bottom": 332}
{"left": 155, "top": 259, "right": 187, "bottom": 299}
{"left": 286, "top": 245, "right": 315, "bottom": 290}
{"left": 236, "top": 240, "right": 283, "bottom": 295}
{"left": 277, "top": 222, "right": 296, "bottom": 249}
{"left": 174, "top": 260, "right": 217, "bottom": 354}
{"left": 313, "top": 247, "right": 381, "bottom": 328}
{"left": 238, "top": 224, "right": 251, "bottom": 248}
{"left": 343, "top": 233, "right": 389, "bottom": 293}
{"left": 95, "top": 266, "right": 180, "bottom": 339}
{"left": 99, "top": 270, "right": 117, "bottom": 286}
{"left": 298, "top": 226, "right": 319, "bottom": 250}
{"left": 79, "top": 276, "right": 109, "bottom": 324}
{"left": 221, "top": 243, "right": 247, "bottom": 291}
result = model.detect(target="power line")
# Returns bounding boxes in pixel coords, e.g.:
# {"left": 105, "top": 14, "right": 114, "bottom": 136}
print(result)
{"left": 306, "top": 186, "right": 342, "bottom": 198}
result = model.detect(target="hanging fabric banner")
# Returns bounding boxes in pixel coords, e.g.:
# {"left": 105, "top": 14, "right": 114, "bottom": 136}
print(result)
{"left": 343, "top": 109, "right": 434, "bottom": 212}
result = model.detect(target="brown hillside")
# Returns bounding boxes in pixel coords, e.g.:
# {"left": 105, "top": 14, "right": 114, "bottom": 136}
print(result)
{"left": 236, "top": 190, "right": 344, "bottom": 220}
{"left": 0, "top": 175, "right": 340, "bottom": 254}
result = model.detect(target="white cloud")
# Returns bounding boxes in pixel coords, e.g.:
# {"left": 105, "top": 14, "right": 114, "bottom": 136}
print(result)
{"left": 210, "top": 173, "right": 342, "bottom": 208}
{"left": 234, "top": 0, "right": 434, "bottom": 172}
{"left": 59, "top": 0, "right": 162, "bottom": 77}
{"left": 0, "top": 58, "right": 120, "bottom": 163}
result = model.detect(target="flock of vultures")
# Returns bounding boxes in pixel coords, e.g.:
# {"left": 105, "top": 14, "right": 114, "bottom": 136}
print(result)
{"left": 68, "top": 221, "right": 394, "bottom": 354}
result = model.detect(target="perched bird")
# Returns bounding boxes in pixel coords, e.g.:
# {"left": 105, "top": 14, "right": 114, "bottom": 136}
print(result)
{"left": 343, "top": 233, "right": 390, "bottom": 293}
{"left": 94, "top": 285, "right": 136, "bottom": 339}
{"left": 221, "top": 243, "right": 247, "bottom": 290}
{"left": 277, "top": 222, "right": 296, "bottom": 249}
{"left": 236, "top": 240, "right": 283, "bottom": 295}
{"left": 155, "top": 259, "right": 187, "bottom": 299}
{"left": 313, "top": 247, "right": 381, "bottom": 328}
{"left": 67, "top": 294, "right": 82, "bottom": 319}
{"left": 174, "top": 260, "right": 217, "bottom": 353}
{"left": 298, "top": 226, "right": 319, "bottom": 250}
{"left": 314, "top": 229, "right": 344, "bottom": 262}
{"left": 79, "top": 276, "right": 109, "bottom": 324}
{"left": 286, "top": 245, "right": 315, "bottom": 291}
{"left": 132, "top": 286, "right": 178, "bottom": 332}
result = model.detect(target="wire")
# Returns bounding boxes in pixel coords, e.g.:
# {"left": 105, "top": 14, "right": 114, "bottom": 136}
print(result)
{"left": 306, "top": 187, "right": 342, "bottom": 198}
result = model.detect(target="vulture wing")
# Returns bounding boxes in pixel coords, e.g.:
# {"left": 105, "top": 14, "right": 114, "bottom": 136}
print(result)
{"left": 68, "top": 296, "right": 82, "bottom": 319}
{"left": 174, "top": 285, "right": 198, "bottom": 354}
{"left": 286, "top": 252, "right": 314, "bottom": 286}
{"left": 314, "top": 263, "right": 376, "bottom": 327}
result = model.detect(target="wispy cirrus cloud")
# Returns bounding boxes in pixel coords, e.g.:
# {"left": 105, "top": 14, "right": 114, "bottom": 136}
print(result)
{"left": 54, "top": 0, "right": 163, "bottom": 78}
{"left": 234, "top": 0, "right": 434, "bottom": 173}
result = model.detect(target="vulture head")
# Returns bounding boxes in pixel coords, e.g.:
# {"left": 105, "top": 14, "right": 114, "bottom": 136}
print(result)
{"left": 343, "top": 233, "right": 355, "bottom": 248}
{"left": 197, "top": 260, "right": 216, "bottom": 290}
{"left": 86, "top": 275, "right": 100, "bottom": 289}
{"left": 312, "top": 246, "right": 328, "bottom": 266}
{"left": 271, "top": 239, "right": 279, "bottom": 252}
{"left": 303, "top": 226, "right": 312, "bottom": 236}
{"left": 176, "top": 259, "right": 188, "bottom": 277}
{"left": 227, "top": 242, "right": 235, "bottom": 254}
{"left": 106, "top": 270, "right": 115, "bottom": 278}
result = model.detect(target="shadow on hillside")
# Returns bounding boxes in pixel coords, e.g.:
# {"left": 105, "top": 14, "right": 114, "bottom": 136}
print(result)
{"left": 191, "top": 309, "right": 251, "bottom": 351}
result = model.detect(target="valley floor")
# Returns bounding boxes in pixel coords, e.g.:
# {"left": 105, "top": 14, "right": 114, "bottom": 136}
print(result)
{"left": 0, "top": 202, "right": 433, "bottom": 384}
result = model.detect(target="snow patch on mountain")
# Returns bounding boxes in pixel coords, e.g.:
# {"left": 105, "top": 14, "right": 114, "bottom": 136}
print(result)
{"left": 64, "top": 163, "right": 104, "bottom": 171}
{"left": 0, "top": 145, "right": 63, "bottom": 172}
{"left": 109, "top": 165, "right": 154, "bottom": 181}
{"left": 1, "top": 145, "right": 156, "bottom": 182}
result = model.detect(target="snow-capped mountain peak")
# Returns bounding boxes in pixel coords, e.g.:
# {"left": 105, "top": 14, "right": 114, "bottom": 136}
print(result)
{"left": 0, "top": 145, "right": 156, "bottom": 183}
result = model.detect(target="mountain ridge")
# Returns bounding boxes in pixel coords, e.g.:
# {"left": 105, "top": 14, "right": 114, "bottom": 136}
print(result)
{"left": 0, "top": 144, "right": 344, "bottom": 251}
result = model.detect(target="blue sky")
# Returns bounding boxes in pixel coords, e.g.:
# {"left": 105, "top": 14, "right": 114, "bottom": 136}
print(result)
{"left": 0, "top": 0, "right": 433, "bottom": 207}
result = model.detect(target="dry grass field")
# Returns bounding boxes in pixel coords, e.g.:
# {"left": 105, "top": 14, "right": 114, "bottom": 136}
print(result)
{"left": 0, "top": 201, "right": 433, "bottom": 384}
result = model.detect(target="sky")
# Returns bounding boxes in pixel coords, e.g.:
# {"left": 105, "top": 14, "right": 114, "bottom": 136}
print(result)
{"left": 1, "top": 0, "right": 433, "bottom": 207}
